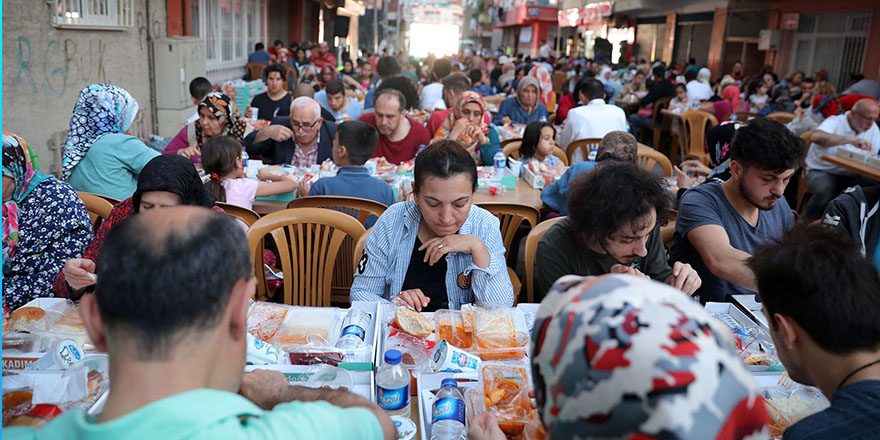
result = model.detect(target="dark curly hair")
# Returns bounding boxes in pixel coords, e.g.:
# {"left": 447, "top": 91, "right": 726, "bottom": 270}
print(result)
{"left": 729, "top": 117, "right": 805, "bottom": 173}
{"left": 377, "top": 75, "right": 420, "bottom": 111}
{"left": 567, "top": 162, "right": 673, "bottom": 247}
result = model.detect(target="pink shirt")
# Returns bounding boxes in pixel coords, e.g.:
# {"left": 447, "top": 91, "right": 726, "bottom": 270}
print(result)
{"left": 221, "top": 178, "right": 259, "bottom": 210}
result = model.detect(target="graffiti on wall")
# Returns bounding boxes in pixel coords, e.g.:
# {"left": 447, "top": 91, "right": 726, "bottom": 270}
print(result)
{"left": 13, "top": 36, "right": 110, "bottom": 97}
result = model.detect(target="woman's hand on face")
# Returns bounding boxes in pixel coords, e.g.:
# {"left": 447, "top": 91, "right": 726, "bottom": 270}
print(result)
{"left": 64, "top": 258, "right": 97, "bottom": 290}
{"left": 449, "top": 117, "right": 470, "bottom": 140}
{"left": 419, "top": 234, "right": 480, "bottom": 266}
{"left": 177, "top": 147, "right": 201, "bottom": 159}
{"left": 393, "top": 289, "right": 430, "bottom": 311}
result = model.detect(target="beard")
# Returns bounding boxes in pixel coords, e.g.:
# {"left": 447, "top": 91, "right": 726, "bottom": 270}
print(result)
{"left": 739, "top": 179, "right": 779, "bottom": 211}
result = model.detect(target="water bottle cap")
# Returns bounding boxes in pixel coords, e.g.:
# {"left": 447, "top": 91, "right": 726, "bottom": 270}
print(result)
{"left": 441, "top": 378, "right": 458, "bottom": 388}
{"left": 384, "top": 349, "right": 402, "bottom": 365}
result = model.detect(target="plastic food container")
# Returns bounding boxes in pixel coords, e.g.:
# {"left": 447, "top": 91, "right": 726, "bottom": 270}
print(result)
{"left": 434, "top": 310, "right": 474, "bottom": 350}
{"left": 303, "top": 365, "right": 353, "bottom": 390}
{"left": 466, "top": 305, "right": 529, "bottom": 361}
{"left": 27, "top": 301, "right": 92, "bottom": 351}
{"left": 762, "top": 386, "right": 829, "bottom": 437}
{"left": 273, "top": 307, "right": 340, "bottom": 351}
{"left": 246, "top": 302, "right": 289, "bottom": 342}
{"left": 479, "top": 362, "right": 533, "bottom": 436}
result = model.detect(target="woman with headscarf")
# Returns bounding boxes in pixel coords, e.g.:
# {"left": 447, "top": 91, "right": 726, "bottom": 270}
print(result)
{"left": 63, "top": 84, "right": 161, "bottom": 201}
{"left": 469, "top": 274, "right": 771, "bottom": 440}
{"left": 699, "top": 85, "right": 748, "bottom": 122}
{"left": 687, "top": 67, "right": 714, "bottom": 102}
{"left": 492, "top": 76, "right": 549, "bottom": 126}
{"left": 3, "top": 132, "right": 93, "bottom": 310}
{"left": 53, "top": 155, "right": 220, "bottom": 299}
{"left": 162, "top": 92, "right": 250, "bottom": 162}
{"left": 430, "top": 91, "right": 501, "bottom": 165}
{"left": 528, "top": 64, "right": 557, "bottom": 111}
{"left": 597, "top": 65, "right": 622, "bottom": 102}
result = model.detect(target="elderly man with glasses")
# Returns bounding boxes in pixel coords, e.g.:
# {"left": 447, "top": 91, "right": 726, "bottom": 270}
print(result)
{"left": 803, "top": 98, "right": 880, "bottom": 220}
{"left": 245, "top": 97, "right": 336, "bottom": 167}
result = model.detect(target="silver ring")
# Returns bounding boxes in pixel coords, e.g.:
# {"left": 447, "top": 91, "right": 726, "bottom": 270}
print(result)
{"left": 437, "top": 244, "right": 444, "bottom": 249}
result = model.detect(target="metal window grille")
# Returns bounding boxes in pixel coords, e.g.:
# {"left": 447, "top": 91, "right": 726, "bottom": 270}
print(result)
{"left": 53, "top": 0, "right": 134, "bottom": 30}
{"left": 791, "top": 11, "right": 872, "bottom": 92}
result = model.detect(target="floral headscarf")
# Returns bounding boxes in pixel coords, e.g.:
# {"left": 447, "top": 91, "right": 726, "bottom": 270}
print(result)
{"left": 62, "top": 84, "right": 139, "bottom": 180}
{"left": 528, "top": 64, "right": 554, "bottom": 107}
{"left": 432, "top": 91, "right": 490, "bottom": 159}
{"left": 3, "top": 132, "right": 51, "bottom": 268}
{"left": 194, "top": 92, "right": 247, "bottom": 148}
{"left": 531, "top": 274, "right": 770, "bottom": 439}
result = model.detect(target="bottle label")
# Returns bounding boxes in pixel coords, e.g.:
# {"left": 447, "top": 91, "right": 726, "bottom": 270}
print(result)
{"left": 432, "top": 397, "right": 465, "bottom": 424}
{"left": 341, "top": 324, "right": 366, "bottom": 341}
{"left": 377, "top": 384, "right": 409, "bottom": 411}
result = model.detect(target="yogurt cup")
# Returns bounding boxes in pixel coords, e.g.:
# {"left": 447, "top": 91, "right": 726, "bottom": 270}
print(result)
{"left": 390, "top": 415, "right": 416, "bottom": 440}
{"left": 431, "top": 339, "right": 480, "bottom": 374}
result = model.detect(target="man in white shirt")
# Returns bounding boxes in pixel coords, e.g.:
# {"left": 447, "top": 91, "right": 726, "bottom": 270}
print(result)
{"left": 685, "top": 68, "right": 713, "bottom": 102}
{"left": 561, "top": 78, "right": 628, "bottom": 153}
{"left": 420, "top": 58, "right": 452, "bottom": 110}
{"left": 539, "top": 40, "right": 552, "bottom": 59}
{"left": 804, "top": 98, "right": 880, "bottom": 220}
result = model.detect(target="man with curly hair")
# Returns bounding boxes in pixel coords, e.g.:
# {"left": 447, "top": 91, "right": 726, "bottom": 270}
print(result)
{"left": 535, "top": 162, "right": 701, "bottom": 301}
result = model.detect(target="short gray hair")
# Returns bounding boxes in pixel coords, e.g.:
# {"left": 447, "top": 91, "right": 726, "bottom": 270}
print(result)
{"left": 290, "top": 96, "right": 321, "bottom": 121}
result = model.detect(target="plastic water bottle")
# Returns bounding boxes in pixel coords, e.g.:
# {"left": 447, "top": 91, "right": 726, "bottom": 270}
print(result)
{"left": 376, "top": 350, "right": 410, "bottom": 418}
{"left": 730, "top": 112, "right": 738, "bottom": 122}
{"left": 588, "top": 146, "right": 598, "bottom": 161}
{"left": 242, "top": 147, "right": 249, "bottom": 168}
{"left": 430, "top": 378, "right": 466, "bottom": 440}
{"left": 493, "top": 150, "right": 506, "bottom": 174}
{"left": 417, "top": 144, "right": 427, "bottom": 156}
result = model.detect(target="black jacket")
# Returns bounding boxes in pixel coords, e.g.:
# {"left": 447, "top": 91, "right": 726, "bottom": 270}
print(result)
{"left": 640, "top": 79, "right": 675, "bottom": 107}
{"left": 823, "top": 185, "right": 880, "bottom": 258}
{"left": 244, "top": 116, "right": 336, "bottom": 165}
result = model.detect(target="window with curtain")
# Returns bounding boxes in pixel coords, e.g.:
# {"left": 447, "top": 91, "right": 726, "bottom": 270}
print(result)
{"left": 192, "top": 0, "right": 265, "bottom": 68}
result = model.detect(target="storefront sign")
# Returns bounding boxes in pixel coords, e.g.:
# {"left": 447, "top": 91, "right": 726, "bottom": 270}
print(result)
{"left": 781, "top": 13, "right": 799, "bottom": 30}
{"left": 528, "top": 8, "right": 540, "bottom": 17}
{"left": 558, "top": 8, "right": 579, "bottom": 27}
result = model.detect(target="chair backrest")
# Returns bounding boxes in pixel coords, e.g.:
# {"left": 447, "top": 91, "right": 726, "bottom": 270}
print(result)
{"left": 246, "top": 62, "right": 268, "bottom": 82}
{"left": 287, "top": 195, "right": 388, "bottom": 227}
{"left": 551, "top": 146, "right": 569, "bottom": 166}
{"left": 523, "top": 216, "right": 565, "bottom": 303}
{"left": 95, "top": 194, "right": 121, "bottom": 205}
{"left": 502, "top": 140, "right": 523, "bottom": 160}
{"left": 216, "top": 202, "right": 261, "bottom": 228}
{"left": 353, "top": 227, "right": 372, "bottom": 269}
{"left": 565, "top": 138, "right": 602, "bottom": 164}
{"left": 800, "top": 130, "right": 813, "bottom": 146}
{"left": 637, "top": 145, "right": 673, "bottom": 177}
{"left": 767, "top": 112, "right": 795, "bottom": 124}
{"left": 682, "top": 110, "right": 718, "bottom": 163}
{"left": 246, "top": 208, "right": 366, "bottom": 306}
{"left": 77, "top": 192, "right": 115, "bottom": 233}
{"left": 283, "top": 65, "right": 299, "bottom": 91}
{"left": 476, "top": 203, "right": 540, "bottom": 259}
{"left": 650, "top": 96, "right": 673, "bottom": 126}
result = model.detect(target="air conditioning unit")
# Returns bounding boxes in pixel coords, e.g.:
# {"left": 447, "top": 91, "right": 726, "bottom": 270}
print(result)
{"left": 758, "top": 30, "right": 780, "bottom": 51}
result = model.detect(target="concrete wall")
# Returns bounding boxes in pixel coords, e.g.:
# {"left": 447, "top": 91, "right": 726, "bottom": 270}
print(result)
{"left": 2, "top": 0, "right": 167, "bottom": 176}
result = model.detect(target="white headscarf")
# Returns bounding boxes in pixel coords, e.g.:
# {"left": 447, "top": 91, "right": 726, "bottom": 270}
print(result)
{"left": 698, "top": 67, "right": 712, "bottom": 84}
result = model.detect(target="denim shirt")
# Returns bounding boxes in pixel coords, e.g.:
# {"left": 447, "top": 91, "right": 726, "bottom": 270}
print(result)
{"left": 350, "top": 200, "right": 514, "bottom": 308}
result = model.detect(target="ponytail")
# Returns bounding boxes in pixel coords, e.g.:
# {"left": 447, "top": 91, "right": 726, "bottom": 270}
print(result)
{"left": 201, "top": 135, "right": 243, "bottom": 204}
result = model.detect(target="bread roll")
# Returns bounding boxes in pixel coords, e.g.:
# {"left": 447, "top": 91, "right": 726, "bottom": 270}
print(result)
{"left": 395, "top": 307, "right": 434, "bottom": 338}
{"left": 7, "top": 307, "right": 45, "bottom": 332}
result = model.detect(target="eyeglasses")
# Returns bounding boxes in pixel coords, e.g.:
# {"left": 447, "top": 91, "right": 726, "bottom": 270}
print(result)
{"left": 852, "top": 111, "right": 878, "bottom": 123}
{"left": 290, "top": 119, "right": 320, "bottom": 131}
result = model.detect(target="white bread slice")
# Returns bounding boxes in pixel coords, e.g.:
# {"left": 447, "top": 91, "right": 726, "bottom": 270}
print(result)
{"left": 395, "top": 307, "right": 434, "bottom": 338}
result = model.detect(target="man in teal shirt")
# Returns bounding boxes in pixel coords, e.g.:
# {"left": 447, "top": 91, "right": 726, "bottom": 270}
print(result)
{"left": 6, "top": 206, "right": 394, "bottom": 440}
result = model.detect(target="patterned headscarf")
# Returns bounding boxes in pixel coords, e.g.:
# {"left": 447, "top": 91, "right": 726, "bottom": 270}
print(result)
{"left": 528, "top": 64, "right": 554, "bottom": 107}
{"left": 62, "top": 84, "right": 139, "bottom": 180}
{"left": 433, "top": 91, "right": 490, "bottom": 160}
{"left": 3, "top": 132, "right": 52, "bottom": 268}
{"left": 531, "top": 274, "right": 770, "bottom": 440}
{"left": 194, "top": 92, "right": 247, "bottom": 148}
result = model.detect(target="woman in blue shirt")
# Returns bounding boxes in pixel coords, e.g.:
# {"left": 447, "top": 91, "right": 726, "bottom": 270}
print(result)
{"left": 492, "top": 76, "right": 548, "bottom": 126}
{"left": 350, "top": 140, "right": 514, "bottom": 310}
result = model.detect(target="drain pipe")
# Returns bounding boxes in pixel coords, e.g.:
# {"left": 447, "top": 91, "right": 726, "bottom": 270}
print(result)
{"left": 145, "top": 0, "right": 159, "bottom": 134}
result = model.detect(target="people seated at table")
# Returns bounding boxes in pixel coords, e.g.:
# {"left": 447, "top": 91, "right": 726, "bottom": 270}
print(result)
{"left": 671, "top": 118, "right": 804, "bottom": 303}
{"left": 492, "top": 76, "right": 548, "bottom": 126}
{"left": 63, "top": 84, "right": 160, "bottom": 200}
{"left": 296, "top": 65, "right": 320, "bottom": 92}
{"left": 529, "top": 64, "right": 557, "bottom": 112}
{"left": 316, "top": 66, "right": 337, "bottom": 91}
{"left": 315, "top": 79, "right": 363, "bottom": 124}
{"left": 630, "top": 66, "right": 675, "bottom": 140}
{"left": 164, "top": 92, "right": 250, "bottom": 162}
{"left": 536, "top": 162, "right": 701, "bottom": 300}
{"left": 729, "top": 61, "right": 745, "bottom": 83}
{"left": 747, "top": 80, "right": 770, "bottom": 114}
{"left": 350, "top": 140, "right": 514, "bottom": 310}
{"left": 686, "top": 67, "right": 713, "bottom": 102}
{"left": 542, "top": 131, "right": 638, "bottom": 216}
{"left": 376, "top": 76, "right": 421, "bottom": 112}
{"left": 427, "top": 72, "right": 475, "bottom": 136}
{"left": 746, "top": 223, "right": 880, "bottom": 440}
{"left": 2, "top": 132, "right": 92, "bottom": 310}
{"left": 53, "top": 155, "right": 218, "bottom": 299}
{"left": 358, "top": 89, "right": 430, "bottom": 165}
{"left": 518, "top": 121, "right": 560, "bottom": 167}
{"left": 553, "top": 90, "right": 577, "bottom": 125}
{"left": 245, "top": 97, "right": 335, "bottom": 167}
{"left": 301, "top": 121, "right": 395, "bottom": 228}
{"left": 186, "top": 77, "right": 213, "bottom": 125}
{"left": 10, "top": 206, "right": 395, "bottom": 439}
{"left": 560, "top": 78, "right": 628, "bottom": 151}
{"left": 421, "top": 58, "right": 452, "bottom": 110}
{"left": 618, "top": 70, "right": 647, "bottom": 97}
{"left": 668, "top": 82, "right": 692, "bottom": 113}
{"left": 245, "top": 64, "right": 291, "bottom": 121}
{"left": 364, "top": 56, "right": 401, "bottom": 110}
{"left": 803, "top": 98, "right": 880, "bottom": 220}
{"left": 469, "top": 68, "right": 494, "bottom": 96}
{"left": 247, "top": 42, "right": 271, "bottom": 65}
{"left": 430, "top": 91, "right": 500, "bottom": 165}
{"left": 201, "top": 136, "right": 297, "bottom": 211}
{"left": 309, "top": 41, "right": 337, "bottom": 73}
{"left": 512, "top": 274, "right": 769, "bottom": 440}
{"left": 674, "top": 121, "right": 744, "bottom": 194}
{"left": 292, "top": 83, "right": 336, "bottom": 122}
{"left": 290, "top": 46, "right": 311, "bottom": 71}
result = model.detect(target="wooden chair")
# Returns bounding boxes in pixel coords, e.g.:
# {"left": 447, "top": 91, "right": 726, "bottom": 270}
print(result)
{"left": 500, "top": 137, "right": 522, "bottom": 150}
{"left": 767, "top": 112, "right": 795, "bottom": 124}
{"left": 566, "top": 138, "right": 602, "bottom": 164}
{"left": 216, "top": 202, "right": 261, "bottom": 228}
{"left": 640, "top": 96, "right": 673, "bottom": 150}
{"left": 77, "top": 192, "right": 115, "bottom": 233}
{"left": 637, "top": 145, "right": 673, "bottom": 177}
{"left": 797, "top": 131, "right": 814, "bottom": 214}
{"left": 287, "top": 196, "right": 388, "bottom": 303}
{"left": 681, "top": 110, "right": 718, "bottom": 165}
{"left": 523, "top": 216, "right": 565, "bottom": 304}
{"left": 246, "top": 62, "right": 268, "bottom": 81}
{"left": 502, "top": 140, "right": 522, "bottom": 160}
{"left": 247, "top": 208, "right": 366, "bottom": 307}
{"left": 95, "top": 194, "right": 121, "bottom": 205}
{"left": 477, "top": 203, "right": 541, "bottom": 303}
